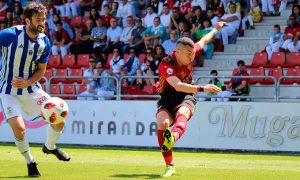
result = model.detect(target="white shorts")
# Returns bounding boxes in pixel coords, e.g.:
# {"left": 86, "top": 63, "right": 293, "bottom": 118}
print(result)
{"left": 0, "top": 89, "right": 51, "bottom": 121}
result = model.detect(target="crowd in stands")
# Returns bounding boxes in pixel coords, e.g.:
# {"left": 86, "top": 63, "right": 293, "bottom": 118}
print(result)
{"left": 0, "top": 0, "right": 298, "bottom": 100}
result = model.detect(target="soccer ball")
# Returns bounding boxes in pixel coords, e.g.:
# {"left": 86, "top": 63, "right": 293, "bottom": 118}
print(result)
{"left": 40, "top": 97, "right": 68, "bottom": 124}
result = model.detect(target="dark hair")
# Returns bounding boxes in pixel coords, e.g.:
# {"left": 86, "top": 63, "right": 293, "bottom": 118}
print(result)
{"left": 112, "top": 1, "right": 119, "bottom": 9}
{"left": 202, "top": 18, "right": 212, "bottom": 27}
{"left": 172, "top": 7, "right": 180, "bottom": 11}
{"left": 154, "top": 17, "right": 160, "bottom": 21}
{"left": 129, "top": 47, "right": 136, "bottom": 52}
{"left": 210, "top": 69, "right": 218, "bottom": 75}
{"left": 192, "top": 6, "right": 202, "bottom": 13}
{"left": 274, "top": 24, "right": 280, "bottom": 30}
{"left": 103, "top": 4, "right": 110, "bottom": 9}
{"left": 154, "top": 44, "right": 166, "bottom": 55}
{"left": 289, "top": 14, "right": 296, "bottom": 19}
{"left": 237, "top": 60, "right": 245, "bottom": 66}
{"left": 55, "top": 21, "right": 63, "bottom": 26}
{"left": 23, "top": 2, "right": 47, "bottom": 20}
{"left": 292, "top": 5, "right": 300, "bottom": 16}
{"left": 176, "top": 37, "right": 194, "bottom": 48}
{"left": 163, "top": 3, "right": 169, "bottom": 8}
{"left": 147, "top": 5, "right": 154, "bottom": 9}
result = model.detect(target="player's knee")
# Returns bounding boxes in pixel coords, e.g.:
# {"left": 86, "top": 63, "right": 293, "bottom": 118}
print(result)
{"left": 14, "top": 127, "right": 26, "bottom": 140}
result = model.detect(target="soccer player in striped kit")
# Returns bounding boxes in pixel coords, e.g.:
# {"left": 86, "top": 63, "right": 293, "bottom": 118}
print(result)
{"left": 156, "top": 21, "right": 225, "bottom": 177}
{"left": 0, "top": 2, "right": 70, "bottom": 177}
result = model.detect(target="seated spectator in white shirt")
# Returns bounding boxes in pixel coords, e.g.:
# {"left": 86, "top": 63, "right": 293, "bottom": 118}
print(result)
{"left": 106, "top": 17, "right": 123, "bottom": 54}
{"left": 95, "top": 62, "right": 116, "bottom": 100}
{"left": 220, "top": 3, "right": 241, "bottom": 45}
{"left": 160, "top": 3, "right": 172, "bottom": 30}
{"left": 109, "top": 48, "right": 125, "bottom": 79}
{"left": 120, "top": 16, "right": 136, "bottom": 54}
{"left": 162, "top": 29, "right": 178, "bottom": 54}
{"left": 143, "top": 5, "right": 158, "bottom": 28}
{"left": 116, "top": 0, "right": 135, "bottom": 27}
{"left": 91, "top": 18, "right": 107, "bottom": 59}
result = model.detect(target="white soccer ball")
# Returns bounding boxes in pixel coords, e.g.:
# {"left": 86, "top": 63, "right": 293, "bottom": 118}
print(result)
{"left": 40, "top": 97, "right": 68, "bottom": 124}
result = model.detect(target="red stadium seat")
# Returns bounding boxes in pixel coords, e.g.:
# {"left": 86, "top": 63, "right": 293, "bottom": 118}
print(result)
{"left": 138, "top": 53, "right": 146, "bottom": 63}
{"left": 62, "top": 84, "right": 76, "bottom": 99}
{"left": 266, "top": 52, "right": 285, "bottom": 67}
{"left": 40, "top": 69, "right": 53, "bottom": 83}
{"left": 84, "top": 16, "right": 89, "bottom": 23}
{"left": 249, "top": 67, "right": 265, "bottom": 84}
{"left": 263, "top": 67, "right": 283, "bottom": 84}
{"left": 77, "top": 84, "right": 87, "bottom": 94}
{"left": 142, "top": 85, "right": 157, "bottom": 94}
{"left": 76, "top": 54, "right": 90, "bottom": 68}
{"left": 122, "top": 85, "right": 141, "bottom": 100}
{"left": 59, "top": 54, "right": 76, "bottom": 68}
{"left": 52, "top": 69, "right": 68, "bottom": 84}
{"left": 105, "top": 53, "right": 113, "bottom": 69}
{"left": 68, "top": 68, "right": 83, "bottom": 83}
{"left": 70, "top": 16, "right": 83, "bottom": 28}
{"left": 50, "top": 84, "right": 61, "bottom": 95}
{"left": 284, "top": 52, "right": 300, "bottom": 67}
{"left": 281, "top": 67, "right": 300, "bottom": 84}
{"left": 61, "top": 16, "right": 69, "bottom": 23}
{"left": 47, "top": 55, "right": 61, "bottom": 69}
{"left": 40, "top": 83, "right": 46, "bottom": 91}
{"left": 247, "top": 52, "right": 268, "bottom": 68}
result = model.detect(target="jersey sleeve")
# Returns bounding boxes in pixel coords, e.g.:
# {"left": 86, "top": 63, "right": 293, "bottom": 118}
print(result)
{"left": 0, "top": 27, "right": 16, "bottom": 47}
{"left": 39, "top": 37, "right": 51, "bottom": 64}
{"left": 158, "top": 62, "right": 177, "bottom": 79}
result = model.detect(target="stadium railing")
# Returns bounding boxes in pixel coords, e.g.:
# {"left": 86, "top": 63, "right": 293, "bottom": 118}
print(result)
{"left": 277, "top": 76, "right": 300, "bottom": 101}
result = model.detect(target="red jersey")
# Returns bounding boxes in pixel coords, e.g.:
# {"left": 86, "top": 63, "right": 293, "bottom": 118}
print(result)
{"left": 157, "top": 43, "right": 202, "bottom": 94}
{"left": 284, "top": 25, "right": 300, "bottom": 37}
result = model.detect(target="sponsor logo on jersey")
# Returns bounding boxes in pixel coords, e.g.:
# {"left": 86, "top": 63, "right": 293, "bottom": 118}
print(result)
{"left": 167, "top": 68, "right": 173, "bottom": 75}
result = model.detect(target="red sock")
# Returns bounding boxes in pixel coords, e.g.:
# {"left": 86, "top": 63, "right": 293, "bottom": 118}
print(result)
{"left": 172, "top": 114, "right": 188, "bottom": 142}
{"left": 157, "top": 130, "right": 173, "bottom": 165}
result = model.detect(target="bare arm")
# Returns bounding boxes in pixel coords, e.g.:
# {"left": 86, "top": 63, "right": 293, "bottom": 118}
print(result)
{"left": 167, "top": 76, "right": 221, "bottom": 94}
{"left": 196, "top": 21, "right": 226, "bottom": 48}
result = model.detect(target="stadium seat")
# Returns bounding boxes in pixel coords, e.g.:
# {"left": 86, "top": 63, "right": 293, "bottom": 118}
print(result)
{"left": 84, "top": 16, "right": 89, "bottom": 23}
{"left": 266, "top": 52, "right": 285, "bottom": 67}
{"left": 76, "top": 54, "right": 90, "bottom": 68}
{"left": 59, "top": 54, "right": 76, "bottom": 68}
{"left": 40, "top": 83, "right": 46, "bottom": 91}
{"left": 70, "top": 16, "right": 83, "bottom": 28}
{"left": 50, "top": 84, "right": 61, "bottom": 95}
{"left": 68, "top": 68, "right": 83, "bottom": 83}
{"left": 281, "top": 67, "right": 300, "bottom": 84}
{"left": 142, "top": 85, "right": 157, "bottom": 95}
{"left": 52, "top": 69, "right": 68, "bottom": 84}
{"left": 284, "top": 52, "right": 300, "bottom": 67}
{"left": 62, "top": 84, "right": 76, "bottom": 99}
{"left": 40, "top": 69, "right": 53, "bottom": 84}
{"left": 122, "top": 85, "right": 141, "bottom": 100}
{"left": 249, "top": 67, "right": 266, "bottom": 84}
{"left": 61, "top": 16, "right": 69, "bottom": 23}
{"left": 247, "top": 52, "right": 268, "bottom": 68}
{"left": 105, "top": 53, "right": 113, "bottom": 69}
{"left": 47, "top": 55, "right": 61, "bottom": 69}
{"left": 123, "top": 53, "right": 129, "bottom": 61}
{"left": 138, "top": 53, "right": 146, "bottom": 63}
{"left": 77, "top": 84, "right": 87, "bottom": 94}
{"left": 262, "top": 67, "right": 283, "bottom": 84}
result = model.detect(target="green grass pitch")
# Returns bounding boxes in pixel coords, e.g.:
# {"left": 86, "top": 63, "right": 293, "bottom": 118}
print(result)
{"left": 0, "top": 144, "right": 300, "bottom": 180}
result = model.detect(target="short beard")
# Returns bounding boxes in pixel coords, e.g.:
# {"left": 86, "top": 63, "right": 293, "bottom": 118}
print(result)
{"left": 29, "top": 21, "right": 44, "bottom": 35}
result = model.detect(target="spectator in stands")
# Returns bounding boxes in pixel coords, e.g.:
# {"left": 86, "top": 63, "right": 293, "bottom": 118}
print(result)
{"left": 177, "top": 21, "right": 188, "bottom": 39}
{"left": 136, "top": 47, "right": 157, "bottom": 86}
{"left": 49, "top": 13, "right": 74, "bottom": 40}
{"left": 154, "top": 44, "right": 166, "bottom": 64}
{"left": 225, "top": 0, "right": 241, "bottom": 13}
{"left": 109, "top": 48, "right": 125, "bottom": 79}
{"left": 174, "top": 0, "right": 191, "bottom": 16}
{"left": 129, "top": 18, "right": 146, "bottom": 54}
{"left": 170, "top": 7, "right": 189, "bottom": 30}
{"left": 149, "top": 0, "right": 163, "bottom": 15}
{"left": 191, "top": 6, "right": 205, "bottom": 35}
{"left": 183, "top": 30, "right": 192, "bottom": 38}
{"left": 141, "top": 17, "right": 168, "bottom": 49}
{"left": 89, "top": 7, "right": 101, "bottom": 25}
{"left": 76, "top": 19, "right": 94, "bottom": 54}
{"left": 206, "top": 8, "right": 220, "bottom": 27}
{"left": 143, "top": 5, "right": 158, "bottom": 28}
{"left": 101, "top": 4, "right": 114, "bottom": 28}
{"left": 106, "top": 17, "right": 123, "bottom": 55}
{"left": 195, "top": 19, "right": 214, "bottom": 59}
{"left": 131, "top": 0, "right": 145, "bottom": 18}
{"left": 65, "top": 0, "right": 79, "bottom": 19}
{"left": 13, "top": 1, "right": 23, "bottom": 20}
{"left": 116, "top": 0, "right": 135, "bottom": 27}
{"left": 192, "top": 0, "right": 207, "bottom": 11}
{"left": 5, "top": 9, "right": 13, "bottom": 28}
{"left": 160, "top": 4, "right": 172, "bottom": 30}
{"left": 280, "top": 15, "right": 300, "bottom": 52}
{"left": 91, "top": 18, "right": 107, "bottom": 58}
{"left": 241, "top": 0, "right": 261, "bottom": 30}
{"left": 161, "top": 0, "right": 175, "bottom": 9}
{"left": 79, "top": 0, "right": 98, "bottom": 17}
{"left": 44, "top": 22, "right": 53, "bottom": 44}
{"left": 110, "top": 1, "right": 118, "bottom": 17}
{"left": 287, "top": 31, "right": 300, "bottom": 52}
{"left": 199, "top": 69, "right": 222, "bottom": 101}
{"left": 77, "top": 56, "right": 98, "bottom": 100}
{"left": 220, "top": 3, "right": 241, "bottom": 45}
{"left": 95, "top": 62, "right": 116, "bottom": 100}
{"left": 0, "top": 0, "right": 8, "bottom": 17}
{"left": 261, "top": 0, "right": 287, "bottom": 16}
{"left": 19, "top": 13, "right": 25, "bottom": 25}
{"left": 53, "top": 0, "right": 65, "bottom": 16}
{"left": 217, "top": 60, "right": 250, "bottom": 101}
{"left": 120, "top": 16, "right": 135, "bottom": 54}
{"left": 100, "top": 0, "right": 113, "bottom": 15}
{"left": 162, "top": 29, "right": 178, "bottom": 54}
{"left": 266, "top": 24, "right": 283, "bottom": 60}
{"left": 120, "top": 47, "right": 141, "bottom": 87}
{"left": 292, "top": 5, "right": 300, "bottom": 25}
{"left": 52, "top": 21, "right": 71, "bottom": 59}
{"left": 0, "top": 21, "right": 6, "bottom": 31}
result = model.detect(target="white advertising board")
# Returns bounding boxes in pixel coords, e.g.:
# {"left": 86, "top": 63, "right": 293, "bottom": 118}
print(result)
{"left": 0, "top": 101, "right": 299, "bottom": 152}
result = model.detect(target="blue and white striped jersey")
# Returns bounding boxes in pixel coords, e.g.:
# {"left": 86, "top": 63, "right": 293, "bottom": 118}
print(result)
{"left": 0, "top": 25, "right": 51, "bottom": 95}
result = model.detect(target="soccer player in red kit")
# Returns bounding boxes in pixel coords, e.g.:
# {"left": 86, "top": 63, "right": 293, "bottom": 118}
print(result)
{"left": 156, "top": 21, "right": 225, "bottom": 177}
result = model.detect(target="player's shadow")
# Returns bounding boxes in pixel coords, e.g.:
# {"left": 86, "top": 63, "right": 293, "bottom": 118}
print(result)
{"left": 111, "top": 174, "right": 161, "bottom": 179}
{"left": 0, "top": 176, "right": 31, "bottom": 179}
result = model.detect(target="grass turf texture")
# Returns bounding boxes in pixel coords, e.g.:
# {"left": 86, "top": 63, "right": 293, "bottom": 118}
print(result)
{"left": 0, "top": 144, "right": 300, "bottom": 179}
